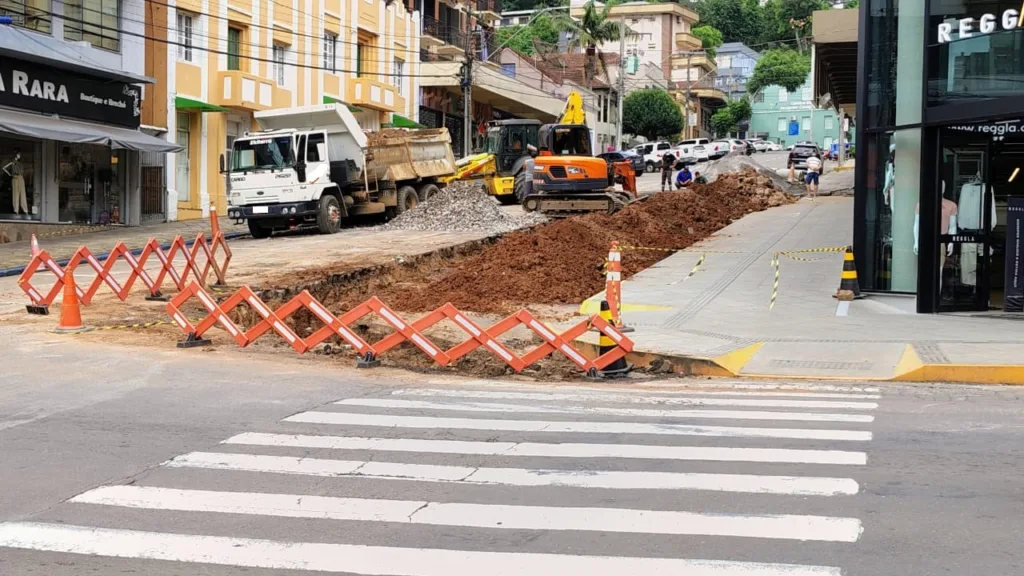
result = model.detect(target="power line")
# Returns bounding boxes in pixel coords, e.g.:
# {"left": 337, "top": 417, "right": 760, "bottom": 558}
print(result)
{"left": 23, "top": 6, "right": 459, "bottom": 78}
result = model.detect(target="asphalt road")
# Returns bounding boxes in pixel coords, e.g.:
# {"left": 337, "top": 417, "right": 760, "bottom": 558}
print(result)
{"left": 1, "top": 329, "right": 1023, "bottom": 575}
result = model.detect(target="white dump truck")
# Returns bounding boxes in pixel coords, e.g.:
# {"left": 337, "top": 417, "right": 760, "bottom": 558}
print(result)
{"left": 221, "top": 104, "right": 456, "bottom": 238}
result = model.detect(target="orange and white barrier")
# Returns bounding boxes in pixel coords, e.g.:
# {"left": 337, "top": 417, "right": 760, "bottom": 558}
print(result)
{"left": 18, "top": 208, "right": 231, "bottom": 314}
{"left": 605, "top": 241, "right": 623, "bottom": 326}
{"left": 166, "top": 282, "right": 634, "bottom": 376}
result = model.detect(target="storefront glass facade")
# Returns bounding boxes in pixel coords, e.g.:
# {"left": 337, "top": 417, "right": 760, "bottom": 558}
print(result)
{"left": 856, "top": 0, "right": 1024, "bottom": 312}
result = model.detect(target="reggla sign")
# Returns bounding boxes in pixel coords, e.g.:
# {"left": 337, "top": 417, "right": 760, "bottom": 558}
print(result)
{"left": 938, "top": 8, "right": 1024, "bottom": 43}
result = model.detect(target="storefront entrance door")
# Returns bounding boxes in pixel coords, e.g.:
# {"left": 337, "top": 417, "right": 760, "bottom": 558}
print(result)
{"left": 937, "top": 129, "right": 997, "bottom": 312}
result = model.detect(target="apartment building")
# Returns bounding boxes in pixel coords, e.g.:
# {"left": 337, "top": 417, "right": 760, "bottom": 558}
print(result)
{"left": 714, "top": 42, "right": 759, "bottom": 99}
{"left": 144, "top": 0, "right": 420, "bottom": 221}
{"left": 0, "top": 0, "right": 178, "bottom": 232}
{"left": 569, "top": 0, "right": 726, "bottom": 141}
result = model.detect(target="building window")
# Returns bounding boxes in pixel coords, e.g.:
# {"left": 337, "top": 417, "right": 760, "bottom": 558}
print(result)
{"left": 801, "top": 86, "right": 811, "bottom": 102}
{"left": 176, "top": 112, "right": 191, "bottom": 203}
{"left": 777, "top": 118, "right": 787, "bottom": 132}
{"left": 801, "top": 116, "right": 810, "bottom": 131}
{"left": 778, "top": 87, "right": 788, "bottom": 102}
{"left": 273, "top": 44, "right": 287, "bottom": 86}
{"left": 63, "top": 0, "right": 120, "bottom": 51}
{"left": 500, "top": 17, "right": 510, "bottom": 26}
{"left": 356, "top": 43, "right": 365, "bottom": 77}
{"left": 177, "top": 13, "right": 194, "bottom": 62}
{"left": 502, "top": 63, "right": 516, "bottom": 78}
{"left": 227, "top": 27, "right": 242, "bottom": 71}
{"left": 393, "top": 58, "right": 405, "bottom": 96}
{"left": 323, "top": 32, "right": 337, "bottom": 72}
{"left": 752, "top": 90, "right": 764, "bottom": 103}
{"left": 825, "top": 115, "right": 834, "bottom": 130}
{"left": 0, "top": 0, "right": 51, "bottom": 33}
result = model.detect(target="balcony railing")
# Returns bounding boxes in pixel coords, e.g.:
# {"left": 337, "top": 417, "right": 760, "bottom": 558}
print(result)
{"left": 423, "top": 14, "right": 467, "bottom": 49}
{"left": 473, "top": 0, "right": 501, "bottom": 16}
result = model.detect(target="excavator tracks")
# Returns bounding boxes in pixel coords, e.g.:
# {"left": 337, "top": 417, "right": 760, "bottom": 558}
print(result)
{"left": 521, "top": 190, "right": 632, "bottom": 218}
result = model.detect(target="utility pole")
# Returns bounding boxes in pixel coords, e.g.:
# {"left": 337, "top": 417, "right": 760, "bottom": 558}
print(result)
{"left": 685, "top": 52, "right": 692, "bottom": 139}
{"left": 615, "top": 15, "right": 626, "bottom": 150}
{"left": 838, "top": 107, "right": 846, "bottom": 167}
{"left": 461, "top": 4, "right": 474, "bottom": 158}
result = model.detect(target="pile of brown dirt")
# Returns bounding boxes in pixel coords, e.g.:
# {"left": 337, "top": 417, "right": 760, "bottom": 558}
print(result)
{"left": 295, "top": 169, "right": 793, "bottom": 315}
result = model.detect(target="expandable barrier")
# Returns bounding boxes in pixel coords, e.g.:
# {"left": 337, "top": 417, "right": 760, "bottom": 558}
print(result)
{"left": 17, "top": 208, "right": 231, "bottom": 314}
{"left": 166, "top": 282, "right": 634, "bottom": 376}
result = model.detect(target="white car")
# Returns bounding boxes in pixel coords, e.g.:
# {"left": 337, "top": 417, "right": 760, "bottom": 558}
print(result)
{"left": 747, "top": 139, "right": 769, "bottom": 153}
{"left": 632, "top": 141, "right": 674, "bottom": 172}
{"left": 674, "top": 142, "right": 710, "bottom": 162}
{"left": 708, "top": 139, "right": 746, "bottom": 159}
{"left": 764, "top": 141, "right": 782, "bottom": 151}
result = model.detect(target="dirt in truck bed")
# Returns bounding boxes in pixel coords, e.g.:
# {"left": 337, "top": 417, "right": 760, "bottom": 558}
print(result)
{"left": 281, "top": 169, "right": 793, "bottom": 315}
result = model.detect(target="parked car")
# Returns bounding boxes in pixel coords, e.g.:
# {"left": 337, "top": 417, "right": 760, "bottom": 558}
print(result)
{"left": 632, "top": 141, "right": 673, "bottom": 172}
{"left": 788, "top": 143, "right": 825, "bottom": 171}
{"left": 764, "top": 141, "right": 782, "bottom": 152}
{"left": 678, "top": 138, "right": 712, "bottom": 147}
{"left": 598, "top": 150, "right": 645, "bottom": 177}
{"left": 747, "top": 139, "right": 769, "bottom": 153}
{"left": 708, "top": 139, "right": 747, "bottom": 159}
{"left": 674, "top": 142, "right": 710, "bottom": 161}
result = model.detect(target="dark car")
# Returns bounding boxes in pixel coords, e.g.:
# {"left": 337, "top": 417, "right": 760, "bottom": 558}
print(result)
{"left": 598, "top": 150, "right": 645, "bottom": 177}
{"left": 788, "top": 144, "right": 824, "bottom": 171}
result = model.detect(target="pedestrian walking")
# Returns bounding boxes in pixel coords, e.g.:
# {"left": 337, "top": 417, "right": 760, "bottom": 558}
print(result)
{"left": 660, "top": 150, "right": 676, "bottom": 192}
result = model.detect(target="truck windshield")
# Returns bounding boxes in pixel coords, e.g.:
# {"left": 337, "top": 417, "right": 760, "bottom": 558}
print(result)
{"left": 232, "top": 136, "right": 294, "bottom": 171}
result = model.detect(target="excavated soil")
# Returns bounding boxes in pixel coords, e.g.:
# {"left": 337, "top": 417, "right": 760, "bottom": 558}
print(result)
{"left": 287, "top": 169, "right": 793, "bottom": 315}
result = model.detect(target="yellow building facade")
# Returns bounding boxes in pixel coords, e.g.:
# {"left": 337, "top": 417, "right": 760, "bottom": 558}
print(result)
{"left": 143, "top": 0, "right": 420, "bottom": 221}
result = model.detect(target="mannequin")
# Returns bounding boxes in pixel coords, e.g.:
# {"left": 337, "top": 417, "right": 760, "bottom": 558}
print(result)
{"left": 957, "top": 174, "right": 996, "bottom": 286}
{"left": 914, "top": 181, "right": 958, "bottom": 290}
{"left": 2, "top": 149, "right": 27, "bottom": 215}
{"left": 883, "top": 143, "right": 896, "bottom": 209}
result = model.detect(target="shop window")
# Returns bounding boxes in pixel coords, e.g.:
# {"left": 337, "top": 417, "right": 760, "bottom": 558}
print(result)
{"left": 0, "top": 139, "right": 37, "bottom": 220}
{"left": 227, "top": 27, "right": 242, "bottom": 71}
{"left": 57, "top": 145, "right": 128, "bottom": 224}
{"left": 323, "top": 32, "right": 337, "bottom": 73}
{"left": 63, "top": 0, "right": 120, "bottom": 52}
{"left": 272, "top": 44, "right": 287, "bottom": 86}
{"left": 177, "top": 12, "right": 194, "bottom": 63}
{"left": 176, "top": 112, "right": 191, "bottom": 203}
{"left": 0, "top": 0, "right": 51, "bottom": 33}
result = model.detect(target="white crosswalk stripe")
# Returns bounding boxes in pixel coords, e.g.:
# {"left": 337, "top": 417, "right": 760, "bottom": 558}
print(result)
{"left": 0, "top": 382, "right": 879, "bottom": 575}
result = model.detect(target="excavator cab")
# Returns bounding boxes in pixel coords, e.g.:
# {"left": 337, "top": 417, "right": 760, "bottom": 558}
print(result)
{"left": 486, "top": 120, "right": 541, "bottom": 175}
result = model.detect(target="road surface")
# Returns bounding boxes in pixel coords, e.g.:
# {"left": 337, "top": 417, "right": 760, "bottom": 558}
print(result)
{"left": 0, "top": 331, "right": 1022, "bottom": 575}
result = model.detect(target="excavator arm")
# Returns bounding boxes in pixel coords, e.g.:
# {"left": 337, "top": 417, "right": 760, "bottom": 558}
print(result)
{"left": 559, "top": 91, "right": 586, "bottom": 126}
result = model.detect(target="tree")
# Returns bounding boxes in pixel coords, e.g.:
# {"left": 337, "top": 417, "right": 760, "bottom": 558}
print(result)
{"left": 691, "top": 25, "right": 723, "bottom": 59}
{"left": 622, "top": 89, "right": 684, "bottom": 141}
{"left": 694, "top": 0, "right": 767, "bottom": 46}
{"left": 552, "top": 0, "right": 628, "bottom": 87}
{"left": 746, "top": 47, "right": 810, "bottom": 96}
{"left": 709, "top": 97, "right": 753, "bottom": 136}
{"left": 493, "top": 14, "right": 560, "bottom": 56}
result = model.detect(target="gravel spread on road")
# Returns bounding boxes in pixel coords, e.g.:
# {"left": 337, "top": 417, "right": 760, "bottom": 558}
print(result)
{"left": 384, "top": 181, "right": 547, "bottom": 234}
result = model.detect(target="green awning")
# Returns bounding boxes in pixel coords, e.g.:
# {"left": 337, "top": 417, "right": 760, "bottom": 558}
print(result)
{"left": 175, "top": 96, "right": 229, "bottom": 113}
{"left": 322, "top": 95, "right": 364, "bottom": 113}
{"left": 388, "top": 113, "right": 425, "bottom": 129}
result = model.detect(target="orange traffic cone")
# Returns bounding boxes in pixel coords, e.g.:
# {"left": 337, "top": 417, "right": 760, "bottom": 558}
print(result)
{"left": 54, "top": 266, "right": 90, "bottom": 334}
{"left": 30, "top": 234, "right": 40, "bottom": 257}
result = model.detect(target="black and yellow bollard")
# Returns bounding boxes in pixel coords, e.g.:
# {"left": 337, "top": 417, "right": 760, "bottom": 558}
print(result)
{"left": 833, "top": 245, "right": 864, "bottom": 299}
{"left": 591, "top": 299, "right": 629, "bottom": 378}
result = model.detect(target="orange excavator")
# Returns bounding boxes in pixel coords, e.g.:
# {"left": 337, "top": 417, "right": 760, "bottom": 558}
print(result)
{"left": 519, "top": 91, "right": 636, "bottom": 217}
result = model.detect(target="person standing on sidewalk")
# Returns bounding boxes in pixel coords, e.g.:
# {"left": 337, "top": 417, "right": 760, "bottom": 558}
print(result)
{"left": 660, "top": 150, "right": 676, "bottom": 192}
{"left": 805, "top": 151, "right": 822, "bottom": 200}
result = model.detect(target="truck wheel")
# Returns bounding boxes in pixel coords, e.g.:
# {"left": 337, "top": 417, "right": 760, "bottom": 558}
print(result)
{"left": 417, "top": 183, "right": 440, "bottom": 202}
{"left": 397, "top": 185, "right": 418, "bottom": 214}
{"left": 645, "top": 161, "right": 656, "bottom": 173}
{"left": 316, "top": 195, "right": 342, "bottom": 234}
{"left": 247, "top": 219, "right": 272, "bottom": 239}
{"left": 513, "top": 171, "right": 529, "bottom": 203}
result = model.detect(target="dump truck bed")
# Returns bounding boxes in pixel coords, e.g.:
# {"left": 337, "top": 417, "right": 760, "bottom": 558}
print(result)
{"left": 365, "top": 128, "right": 456, "bottom": 182}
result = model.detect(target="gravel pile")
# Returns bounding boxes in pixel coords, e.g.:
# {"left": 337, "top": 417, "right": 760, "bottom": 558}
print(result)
{"left": 385, "top": 181, "right": 547, "bottom": 234}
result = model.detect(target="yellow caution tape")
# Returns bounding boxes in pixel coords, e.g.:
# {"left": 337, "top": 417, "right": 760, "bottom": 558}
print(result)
{"left": 670, "top": 252, "right": 706, "bottom": 285}
{"left": 617, "top": 244, "right": 752, "bottom": 255}
{"left": 770, "top": 253, "right": 780, "bottom": 311}
{"left": 93, "top": 321, "right": 173, "bottom": 332}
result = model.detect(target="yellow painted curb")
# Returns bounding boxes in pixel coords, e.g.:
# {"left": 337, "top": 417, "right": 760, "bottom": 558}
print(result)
{"left": 578, "top": 300, "right": 675, "bottom": 315}
{"left": 894, "top": 364, "right": 1024, "bottom": 385}
{"left": 712, "top": 342, "right": 764, "bottom": 374}
{"left": 892, "top": 344, "right": 923, "bottom": 378}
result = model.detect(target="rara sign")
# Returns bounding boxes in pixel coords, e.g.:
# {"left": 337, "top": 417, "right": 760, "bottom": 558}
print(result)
{"left": 937, "top": 8, "right": 1024, "bottom": 44}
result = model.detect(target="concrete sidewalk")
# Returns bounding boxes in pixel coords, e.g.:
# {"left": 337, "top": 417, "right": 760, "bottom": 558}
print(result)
{"left": 0, "top": 217, "right": 241, "bottom": 275}
{"left": 579, "top": 197, "right": 1024, "bottom": 385}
